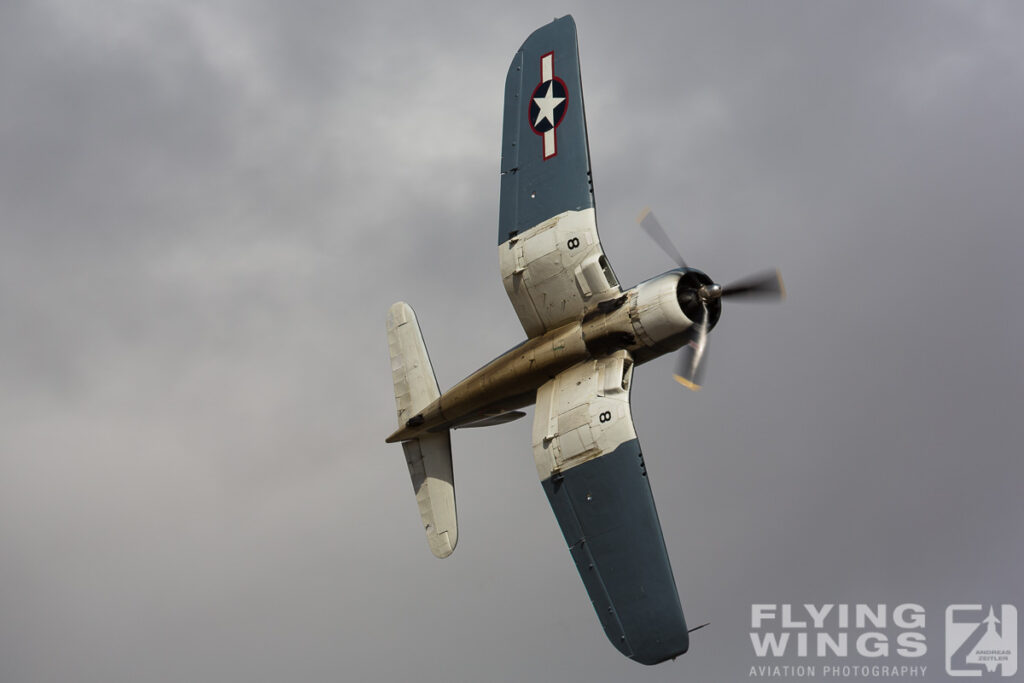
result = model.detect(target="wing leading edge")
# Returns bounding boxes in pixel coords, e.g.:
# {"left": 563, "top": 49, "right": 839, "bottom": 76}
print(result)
{"left": 499, "top": 16, "right": 621, "bottom": 338}
{"left": 532, "top": 351, "right": 690, "bottom": 664}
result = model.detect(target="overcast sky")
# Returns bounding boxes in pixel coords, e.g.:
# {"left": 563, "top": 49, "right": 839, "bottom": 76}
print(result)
{"left": 2, "top": 1, "right": 1023, "bottom": 682}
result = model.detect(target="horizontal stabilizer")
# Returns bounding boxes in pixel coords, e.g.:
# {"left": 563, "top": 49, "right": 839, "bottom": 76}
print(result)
{"left": 403, "top": 432, "right": 457, "bottom": 558}
{"left": 387, "top": 302, "right": 457, "bottom": 558}
{"left": 387, "top": 302, "right": 440, "bottom": 424}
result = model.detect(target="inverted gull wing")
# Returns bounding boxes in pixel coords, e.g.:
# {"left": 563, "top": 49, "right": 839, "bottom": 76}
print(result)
{"left": 499, "top": 15, "right": 621, "bottom": 338}
{"left": 532, "top": 351, "right": 689, "bottom": 664}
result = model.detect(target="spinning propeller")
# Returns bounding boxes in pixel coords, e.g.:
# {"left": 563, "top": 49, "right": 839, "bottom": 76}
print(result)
{"left": 636, "top": 208, "right": 785, "bottom": 390}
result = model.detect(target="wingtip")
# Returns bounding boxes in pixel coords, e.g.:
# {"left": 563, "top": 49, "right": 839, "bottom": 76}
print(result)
{"left": 636, "top": 207, "right": 652, "bottom": 224}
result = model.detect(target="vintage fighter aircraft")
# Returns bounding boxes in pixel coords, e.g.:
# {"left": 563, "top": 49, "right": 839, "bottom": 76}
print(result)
{"left": 386, "top": 15, "right": 783, "bottom": 665}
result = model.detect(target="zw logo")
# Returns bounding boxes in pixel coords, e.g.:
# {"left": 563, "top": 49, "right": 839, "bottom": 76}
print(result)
{"left": 598, "top": 411, "right": 612, "bottom": 423}
{"left": 946, "top": 605, "right": 1018, "bottom": 677}
{"left": 566, "top": 237, "right": 580, "bottom": 250}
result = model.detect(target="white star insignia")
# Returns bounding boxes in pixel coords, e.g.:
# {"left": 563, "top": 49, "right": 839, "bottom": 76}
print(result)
{"left": 533, "top": 82, "right": 565, "bottom": 128}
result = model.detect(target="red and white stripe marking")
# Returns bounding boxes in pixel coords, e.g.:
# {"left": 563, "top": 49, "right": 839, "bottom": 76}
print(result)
{"left": 541, "top": 52, "right": 556, "bottom": 159}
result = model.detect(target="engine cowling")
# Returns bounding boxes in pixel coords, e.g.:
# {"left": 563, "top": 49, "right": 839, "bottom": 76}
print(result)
{"left": 579, "top": 268, "right": 723, "bottom": 358}
{"left": 629, "top": 269, "right": 722, "bottom": 347}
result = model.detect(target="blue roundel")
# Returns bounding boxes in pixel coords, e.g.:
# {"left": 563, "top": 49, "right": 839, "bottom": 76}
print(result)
{"left": 528, "top": 78, "right": 568, "bottom": 134}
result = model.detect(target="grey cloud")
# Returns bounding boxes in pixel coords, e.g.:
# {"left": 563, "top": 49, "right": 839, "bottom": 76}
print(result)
{"left": 2, "top": 2, "right": 1022, "bottom": 682}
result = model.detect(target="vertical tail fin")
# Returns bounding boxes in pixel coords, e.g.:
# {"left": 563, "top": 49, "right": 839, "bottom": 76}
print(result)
{"left": 386, "top": 302, "right": 457, "bottom": 558}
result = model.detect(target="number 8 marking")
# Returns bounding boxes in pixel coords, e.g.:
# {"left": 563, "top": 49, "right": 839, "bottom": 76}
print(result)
{"left": 567, "top": 237, "right": 580, "bottom": 249}
{"left": 599, "top": 411, "right": 612, "bottom": 423}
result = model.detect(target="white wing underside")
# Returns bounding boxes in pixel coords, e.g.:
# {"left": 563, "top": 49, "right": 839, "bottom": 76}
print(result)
{"left": 532, "top": 350, "right": 637, "bottom": 480}
{"left": 501, "top": 208, "right": 622, "bottom": 338}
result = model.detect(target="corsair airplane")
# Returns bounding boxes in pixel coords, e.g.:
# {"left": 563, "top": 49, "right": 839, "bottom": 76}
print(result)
{"left": 386, "top": 15, "right": 783, "bottom": 665}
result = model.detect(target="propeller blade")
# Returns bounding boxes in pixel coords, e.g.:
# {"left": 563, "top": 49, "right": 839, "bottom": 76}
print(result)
{"left": 722, "top": 269, "right": 785, "bottom": 300}
{"left": 673, "top": 301, "right": 708, "bottom": 390}
{"left": 637, "top": 208, "right": 687, "bottom": 268}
